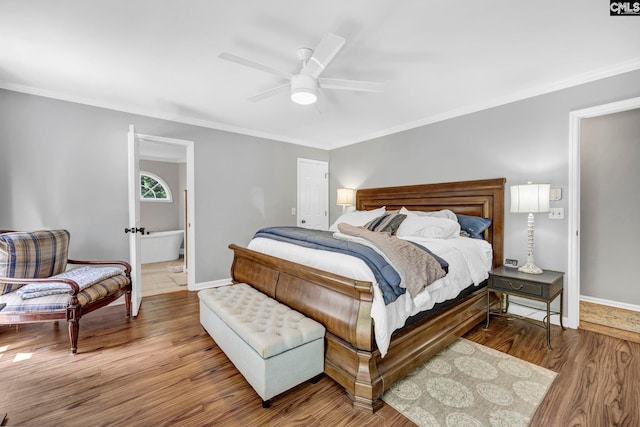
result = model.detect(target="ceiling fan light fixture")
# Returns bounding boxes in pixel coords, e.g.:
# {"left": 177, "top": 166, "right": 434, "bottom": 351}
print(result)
{"left": 291, "top": 88, "right": 317, "bottom": 105}
{"left": 290, "top": 74, "right": 317, "bottom": 105}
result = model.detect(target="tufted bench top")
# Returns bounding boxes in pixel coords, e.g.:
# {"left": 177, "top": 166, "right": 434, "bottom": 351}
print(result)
{"left": 198, "top": 283, "right": 325, "bottom": 359}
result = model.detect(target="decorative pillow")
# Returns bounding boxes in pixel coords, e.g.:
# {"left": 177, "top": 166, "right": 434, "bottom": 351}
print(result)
{"left": 396, "top": 215, "right": 461, "bottom": 239}
{"left": 399, "top": 207, "right": 458, "bottom": 221}
{"left": 364, "top": 213, "right": 407, "bottom": 235}
{"left": 456, "top": 214, "right": 492, "bottom": 239}
{"left": 0, "top": 229, "right": 70, "bottom": 295}
{"left": 329, "top": 207, "right": 386, "bottom": 231}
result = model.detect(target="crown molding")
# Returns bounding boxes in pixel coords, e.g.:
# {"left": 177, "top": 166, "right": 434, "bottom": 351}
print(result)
{"left": 325, "top": 58, "right": 640, "bottom": 150}
{"left": 3, "top": 57, "right": 639, "bottom": 152}
{"left": 0, "top": 82, "right": 328, "bottom": 150}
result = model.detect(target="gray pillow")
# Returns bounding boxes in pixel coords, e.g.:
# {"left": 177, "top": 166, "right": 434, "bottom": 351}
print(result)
{"left": 364, "top": 213, "right": 407, "bottom": 235}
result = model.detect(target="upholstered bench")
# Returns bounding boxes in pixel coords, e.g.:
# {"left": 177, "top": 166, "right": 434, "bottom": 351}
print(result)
{"left": 198, "top": 283, "right": 325, "bottom": 407}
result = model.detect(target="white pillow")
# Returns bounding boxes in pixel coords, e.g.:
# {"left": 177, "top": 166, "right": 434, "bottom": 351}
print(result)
{"left": 396, "top": 215, "right": 461, "bottom": 239}
{"left": 399, "top": 207, "right": 458, "bottom": 221}
{"left": 329, "top": 207, "right": 386, "bottom": 231}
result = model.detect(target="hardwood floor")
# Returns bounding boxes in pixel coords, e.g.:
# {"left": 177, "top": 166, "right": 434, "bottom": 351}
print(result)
{"left": 141, "top": 258, "right": 187, "bottom": 297}
{"left": 466, "top": 317, "right": 640, "bottom": 426}
{"left": 1, "top": 291, "right": 638, "bottom": 426}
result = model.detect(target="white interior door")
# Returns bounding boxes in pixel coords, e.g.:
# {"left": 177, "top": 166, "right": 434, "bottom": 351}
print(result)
{"left": 297, "top": 158, "right": 328, "bottom": 230}
{"left": 127, "top": 125, "right": 142, "bottom": 316}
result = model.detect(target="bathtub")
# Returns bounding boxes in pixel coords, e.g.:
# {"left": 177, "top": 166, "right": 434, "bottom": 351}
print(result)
{"left": 140, "top": 230, "right": 184, "bottom": 264}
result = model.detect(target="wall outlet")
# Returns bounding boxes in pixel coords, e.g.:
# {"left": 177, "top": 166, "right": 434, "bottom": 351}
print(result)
{"left": 505, "top": 258, "right": 519, "bottom": 268}
{"left": 548, "top": 207, "right": 564, "bottom": 219}
{"left": 291, "top": 207, "right": 296, "bottom": 215}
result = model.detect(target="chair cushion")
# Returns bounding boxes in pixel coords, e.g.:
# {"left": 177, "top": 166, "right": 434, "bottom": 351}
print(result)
{"left": 0, "top": 273, "right": 129, "bottom": 313}
{"left": 77, "top": 274, "right": 129, "bottom": 306}
{"left": 0, "top": 230, "right": 70, "bottom": 295}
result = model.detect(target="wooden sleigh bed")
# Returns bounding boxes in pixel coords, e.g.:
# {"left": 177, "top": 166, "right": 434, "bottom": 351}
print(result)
{"left": 228, "top": 178, "right": 505, "bottom": 412}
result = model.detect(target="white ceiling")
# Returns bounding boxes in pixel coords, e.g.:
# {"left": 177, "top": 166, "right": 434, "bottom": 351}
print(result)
{"left": 1, "top": 1, "right": 639, "bottom": 150}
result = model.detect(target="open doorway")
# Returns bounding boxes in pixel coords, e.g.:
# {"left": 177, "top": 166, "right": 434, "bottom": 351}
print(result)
{"left": 567, "top": 96, "right": 640, "bottom": 329}
{"left": 138, "top": 160, "right": 187, "bottom": 296}
{"left": 128, "top": 127, "right": 195, "bottom": 312}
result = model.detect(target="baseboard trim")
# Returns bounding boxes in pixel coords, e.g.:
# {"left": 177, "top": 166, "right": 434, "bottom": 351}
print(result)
{"left": 188, "top": 278, "right": 232, "bottom": 292}
{"left": 580, "top": 295, "right": 640, "bottom": 312}
{"left": 507, "top": 303, "right": 568, "bottom": 328}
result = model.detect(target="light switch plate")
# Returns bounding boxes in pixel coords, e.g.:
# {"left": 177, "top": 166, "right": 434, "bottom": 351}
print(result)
{"left": 549, "top": 207, "right": 564, "bottom": 219}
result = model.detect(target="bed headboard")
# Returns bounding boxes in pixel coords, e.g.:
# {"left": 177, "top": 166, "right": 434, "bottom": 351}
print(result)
{"left": 355, "top": 178, "right": 505, "bottom": 268}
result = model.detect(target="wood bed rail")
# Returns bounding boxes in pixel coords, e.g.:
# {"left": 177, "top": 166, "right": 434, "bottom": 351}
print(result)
{"left": 229, "top": 243, "right": 375, "bottom": 351}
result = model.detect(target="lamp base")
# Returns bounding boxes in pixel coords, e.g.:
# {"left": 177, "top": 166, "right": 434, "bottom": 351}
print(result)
{"left": 518, "top": 262, "right": 543, "bottom": 275}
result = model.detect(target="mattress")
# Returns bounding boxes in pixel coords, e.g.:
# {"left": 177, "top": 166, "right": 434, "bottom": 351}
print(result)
{"left": 247, "top": 234, "right": 492, "bottom": 357}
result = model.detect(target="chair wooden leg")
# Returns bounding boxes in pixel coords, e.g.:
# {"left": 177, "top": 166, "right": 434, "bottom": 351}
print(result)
{"left": 68, "top": 319, "right": 79, "bottom": 354}
{"left": 125, "top": 290, "right": 132, "bottom": 317}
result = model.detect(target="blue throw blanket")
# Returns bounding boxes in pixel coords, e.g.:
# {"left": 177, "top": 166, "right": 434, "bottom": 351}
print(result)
{"left": 253, "top": 226, "right": 448, "bottom": 304}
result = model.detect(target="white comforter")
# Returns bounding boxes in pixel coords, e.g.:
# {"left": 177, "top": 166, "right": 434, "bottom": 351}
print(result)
{"left": 247, "top": 235, "right": 492, "bottom": 357}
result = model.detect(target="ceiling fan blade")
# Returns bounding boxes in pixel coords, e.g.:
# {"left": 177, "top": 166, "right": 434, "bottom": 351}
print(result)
{"left": 219, "top": 52, "right": 293, "bottom": 80}
{"left": 247, "top": 83, "right": 290, "bottom": 102}
{"left": 318, "top": 78, "right": 385, "bottom": 92}
{"left": 301, "top": 33, "right": 346, "bottom": 79}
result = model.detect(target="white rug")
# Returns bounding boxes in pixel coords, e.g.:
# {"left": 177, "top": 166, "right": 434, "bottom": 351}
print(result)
{"left": 382, "top": 338, "right": 557, "bottom": 427}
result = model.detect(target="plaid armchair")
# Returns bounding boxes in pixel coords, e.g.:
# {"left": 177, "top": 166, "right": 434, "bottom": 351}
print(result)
{"left": 0, "top": 230, "right": 132, "bottom": 353}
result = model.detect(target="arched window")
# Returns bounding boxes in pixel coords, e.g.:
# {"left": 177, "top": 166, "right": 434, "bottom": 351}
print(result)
{"left": 140, "top": 171, "right": 173, "bottom": 202}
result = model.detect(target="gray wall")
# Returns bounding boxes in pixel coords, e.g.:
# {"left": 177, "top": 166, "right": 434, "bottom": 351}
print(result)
{"left": 580, "top": 108, "right": 640, "bottom": 305}
{"left": 0, "top": 89, "right": 328, "bottom": 282}
{"left": 2, "top": 69, "right": 639, "bottom": 286}
{"left": 329, "top": 70, "right": 640, "bottom": 280}
{"left": 140, "top": 160, "right": 181, "bottom": 233}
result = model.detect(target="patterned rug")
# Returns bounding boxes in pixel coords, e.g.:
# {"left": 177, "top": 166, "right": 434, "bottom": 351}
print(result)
{"left": 382, "top": 338, "right": 556, "bottom": 427}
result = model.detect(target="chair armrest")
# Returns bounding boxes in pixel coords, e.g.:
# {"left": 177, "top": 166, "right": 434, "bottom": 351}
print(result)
{"left": 0, "top": 275, "right": 81, "bottom": 293}
{"left": 68, "top": 259, "right": 132, "bottom": 275}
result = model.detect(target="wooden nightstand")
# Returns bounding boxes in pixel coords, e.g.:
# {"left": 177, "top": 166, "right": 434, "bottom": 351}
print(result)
{"left": 484, "top": 266, "right": 565, "bottom": 350}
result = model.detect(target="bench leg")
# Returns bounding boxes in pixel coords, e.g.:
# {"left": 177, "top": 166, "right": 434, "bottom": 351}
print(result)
{"left": 261, "top": 374, "right": 321, "bottom": 409}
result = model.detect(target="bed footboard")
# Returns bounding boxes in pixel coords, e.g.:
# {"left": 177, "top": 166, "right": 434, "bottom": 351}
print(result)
{"left": 228, "top": 244, "right": 498, "bottom": 412}
{"left": 229, "top": 244, "right": 374, "bottom": 350}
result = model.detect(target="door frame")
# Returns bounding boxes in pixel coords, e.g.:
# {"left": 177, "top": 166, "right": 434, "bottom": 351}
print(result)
{"left": 128, "top": 126, "right": 196, "bottom": 310}
{"left": 127, "top": 126, "right": 142, "bottom": 316}
{"left": 567, "top": 96, "right": 640, "bottom": 328}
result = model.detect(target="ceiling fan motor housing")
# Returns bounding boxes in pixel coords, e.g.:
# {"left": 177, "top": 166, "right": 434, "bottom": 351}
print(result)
{"left": 296, "top": 47, "right": 314, "bottom": 64}
{"left": 290, "top": 74, "right": 317, "bottom": 105}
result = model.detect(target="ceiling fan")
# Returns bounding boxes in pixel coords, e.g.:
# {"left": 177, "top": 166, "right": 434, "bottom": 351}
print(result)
{"left": 219, "top": 33, "right": 385, "bottom": 105}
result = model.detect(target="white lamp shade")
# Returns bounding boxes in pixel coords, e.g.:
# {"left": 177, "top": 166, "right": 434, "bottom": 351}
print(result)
{"left": 510, "top": 183, "right": 550, "bottom": 213}
{"left": 336, "top": 188, "right": 355, "bottom": 206}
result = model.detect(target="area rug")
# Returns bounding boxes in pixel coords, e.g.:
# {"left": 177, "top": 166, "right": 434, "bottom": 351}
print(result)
{"left": 382, "top": 338, "right": 557, "bottom": 427}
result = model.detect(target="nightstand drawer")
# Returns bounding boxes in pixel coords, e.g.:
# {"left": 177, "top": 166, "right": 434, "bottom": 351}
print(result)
{"left": 491, "top": 277, "right": 543, "bottom": 297}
